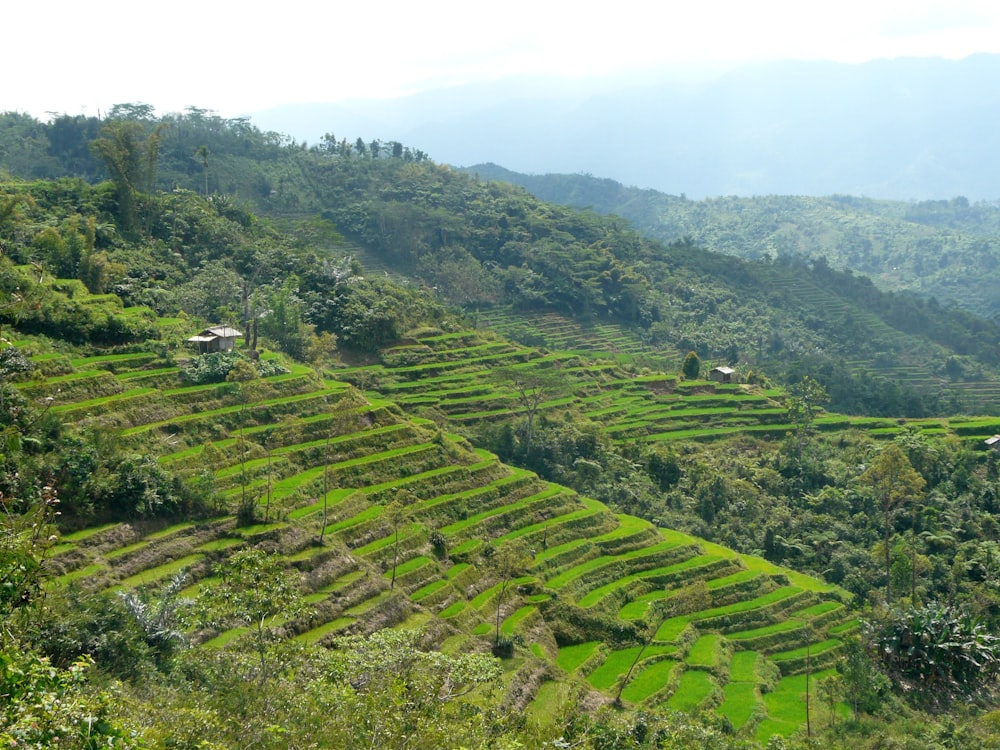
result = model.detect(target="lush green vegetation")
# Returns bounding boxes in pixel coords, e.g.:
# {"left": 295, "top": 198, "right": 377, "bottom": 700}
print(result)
{"left": 5, "top": 109, "right": 1000, "bottom": 416}
{"left": 1, "top": 108, "right": 999, "bottom": 749}
{"left": 464, "top": 164, "right": 1000, "bottom": 320}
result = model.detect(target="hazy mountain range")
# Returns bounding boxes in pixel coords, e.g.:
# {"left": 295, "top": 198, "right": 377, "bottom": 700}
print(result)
{"left": 250, "top": 54, "right": 1000, "bottom": 201}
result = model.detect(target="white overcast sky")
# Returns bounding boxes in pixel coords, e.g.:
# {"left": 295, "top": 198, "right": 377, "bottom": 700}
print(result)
{"left": 7, "top": 0, "right": 1000, "bottom": 119}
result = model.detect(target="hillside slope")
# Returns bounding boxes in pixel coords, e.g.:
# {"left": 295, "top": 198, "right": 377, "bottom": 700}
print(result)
{"left": 17, "top": 322, "right": 855, "bottom": 744}
{"left": 4, "top": 168, "right": 1000, "bottom": 747}
{"left": 5, "top": 116, "right": 1000, "bottom": 416}
{"left": 462, "top": 164, "right": 1000, "bottom": 323}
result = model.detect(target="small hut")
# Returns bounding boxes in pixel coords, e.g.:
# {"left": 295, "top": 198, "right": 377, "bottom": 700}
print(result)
{"left": 709, "top": 366, "right": 736, "bottom": 384}
{"left": 187, "top": 325, "right": 242, "bottom": 354}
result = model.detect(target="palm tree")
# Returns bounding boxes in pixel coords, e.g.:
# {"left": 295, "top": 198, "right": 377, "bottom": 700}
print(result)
{"left": 196, "top": 144, "right": 210, "bottom": 195}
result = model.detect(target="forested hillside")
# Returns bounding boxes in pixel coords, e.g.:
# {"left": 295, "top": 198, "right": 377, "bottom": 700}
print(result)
{"left": 462, "top": 164, "right": 1000, "bottom": 323}
{"left": 3, "top": 108, "right": 1000, "bottom": 748}
{"left": 5, "top": 108, "right": 1000, "bottom": 417}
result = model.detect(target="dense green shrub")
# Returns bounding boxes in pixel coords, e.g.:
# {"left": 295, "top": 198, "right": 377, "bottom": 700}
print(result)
{"left": 180, "top": 351, "right": 287, "bottom": 384}
{"left": 866, "top": 603, "right": 1000, "bottom": 698}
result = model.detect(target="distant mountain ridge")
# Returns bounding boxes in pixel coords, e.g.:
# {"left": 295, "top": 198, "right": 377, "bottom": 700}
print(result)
{"left": 250, "top": 55, "right": 1000, "bottom": 201}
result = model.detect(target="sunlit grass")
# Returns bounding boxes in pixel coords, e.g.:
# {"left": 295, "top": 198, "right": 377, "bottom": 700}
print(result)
{"left": 665, "top": 669, "right": 715, "bottom": 712}
{"left": 728, "top": 651, "right": 760, "bottom": 682}
{"left": 587, "top": 645, "right": 676, "bottom": 691}
{"left": 439, "top": 601, "right": 466, "bottom": 618}
{"left": 619, "top": 589, "right": 669, "bottom": 620}
{"left": 685, "top": 634, "right": 723, "bottom": 669}
{"left": 556, "top": 641, "right": 601, "bottom": 673}
{"left": 501, "top": 605, "right": 536, "bottom": 635}
{"left": 294, "top": 617, "right": 354, "bottom": 645}
{"left": 770, "top": 638, "right": 842, "bottom": 662}
{"left": 120, "top": 553, "right": 205, "bottom": 587}
{"left": 757, "top": 669, "right": 838, "bottom": 742}
{"left": 621, "top": 659, "right": 678, "bottom": 703}
{"left": 411, "top": 579, "right": 448, "bottom": 601}
{"left": 719, "top": 681, "right": 758, "bottom": 729}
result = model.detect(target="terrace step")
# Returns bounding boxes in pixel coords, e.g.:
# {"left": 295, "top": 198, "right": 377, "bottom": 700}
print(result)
{"left": 19, "top": 369, "right": 123, "bottom": 404}
{"left": 696, "top": 587, "right": 816, "bottom": 634}
{"left": 414, "top": 471, "right": 547, "bottom": 525}
{"left": 70, "top": 352, "right": 162, "bottom": 373}
{"left": 548, "top": 541, "right": 702, "bottom": 601}
{"left": 362, "top": 453, "right": 510, "bottom": 502}
{"left": 534, "top": 515, "right": 658, "bottom": 576}
{"left": 120, "top": 384, "right": 356, "bottom": 438}
{"left": 496, "top": 499, "right": 616, "bottom": 548}
{"left": 769, "top": 638, "right": 844, "bottom": 676}
{"left": 439, "top": 485, "right": 582, "bottom": 544}
{"left": 728, "top": 620, "right": 812, "bottom": 653}
{"left": 581, "top": 556, "right": 740, "bottom": 611}
{"left": 585, "top": 644, "right": 679, "bottom": 695}
{"left": 50, "top": 388, "right": 163, "bottom": 428}
{"left": 661, "top": 668, "right": 719, "bottom": 713}
{"left": 707, "top": 571, "right": 772, "bottom": 607}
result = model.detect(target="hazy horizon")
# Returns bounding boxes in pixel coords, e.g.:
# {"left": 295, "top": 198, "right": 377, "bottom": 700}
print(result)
{"left": 9, "top": 1, "right": 1000, "bottom": 120}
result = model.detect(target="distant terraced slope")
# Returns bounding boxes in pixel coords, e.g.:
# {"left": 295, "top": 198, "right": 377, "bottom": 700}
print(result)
{"left": 333, "top": 328, "right": 1000, "bottom": 448}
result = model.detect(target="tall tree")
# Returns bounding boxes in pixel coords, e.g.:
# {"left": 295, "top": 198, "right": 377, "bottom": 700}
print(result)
{"left": 90, "top": 120, "right": 166, "bottom": 235}
{"left": 90, "top": 120, "right": 144, "bottom": 233}
{"left": 196, "top": 144, "right": 210, "bottom": 196}
{"left": 491, "top": 541, "right": 529, "bottom": 655}
{"left": 681, "top": 350, "right": 701, "bottom": 380}
{"left": 226, "top": 358, "right": 260, "bottom": 522}
{"left": 784, "top": 375, "right": 831, "bottom": 495}
{"left": 384, "top": 490, "right": 415, "bottom": 590}
{"left": 859, "top": 443, "right": 925, "bottom": 605}
{"left": 492, "top": 366, "right": 564, "bottom": 449}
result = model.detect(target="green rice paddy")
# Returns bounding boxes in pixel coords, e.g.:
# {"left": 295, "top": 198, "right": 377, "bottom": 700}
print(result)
{"left": 32, "top": 325, "right": 867, "bottom": 739}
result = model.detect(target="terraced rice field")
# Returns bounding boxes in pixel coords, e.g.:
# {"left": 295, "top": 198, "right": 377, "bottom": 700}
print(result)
{"left": 336, "top": 329, "right": 979, "bottom": 456}
{"left": 25, "top": 328, "right": 867, "bottom": 741}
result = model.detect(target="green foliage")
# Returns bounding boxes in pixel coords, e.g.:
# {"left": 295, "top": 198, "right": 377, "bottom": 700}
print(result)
{"left": 181, "top": 351, "right": 240, "bottom": 384}
{"left": 89, "top": 119, "right": 165, "bottom": 234}
{"left": 91, "top": 452, "right": 189, "bottom": 519}
{"left": 6, "top": 113, "right": 1000, "bottom": 414}
{"left": 491, "top": 539, "right": 531, "bottom": 651}
{"left": 417, "top": 245, "right": 501, "bottom": 307}
{"left": 181, "top": 351, "right": 287, "bottom": 384}
{"left": 478, "top": 169, "right": 1000, "bottom": 325}
{"left": 134, "top": 628, "right": 513, "bottom": 750}
{"left": 786, "top": 376, "right": 828, "bottom": 433}
{"left": 0, "top": 648, "right": 141, "bottom": 749}
{"left": 866, "top": 602, "right": 1000, "bottom": 698}
{"left": 117, "top": 571, "right": 191, "bottom": 658}
{"left": 858, "top": 443, "right": 926, "bottom": 605}
{"left": 325, "top": 629, "right": 507, "bottom": 748}
{"left": 681, "top": 351, "right": 701, "bottom": 380}
{"left": 0, "top": 485, "right": 57, "bottom": 616}
{"left": 27, "top": 587, "right": 153, "bottom": 679}
{"left": 665, "top": 580, "right": 711, "bottom": 618}
{"left": 556, "top": 707, "right": 757, "bottom": 750}
{"left": 202, "top": 548, "right": 308, "bottom": 679}
{"left": 4, "top": 109, "right": 1000, "bottom": 748}
{"left": 256, "top": 276, "right": 316, "bottom": 360}
{"left": 836, "top": 639, "right": 890, "bottom": 718}
{"left": 0, "top": 259, "right": 157, "bottom": 345}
